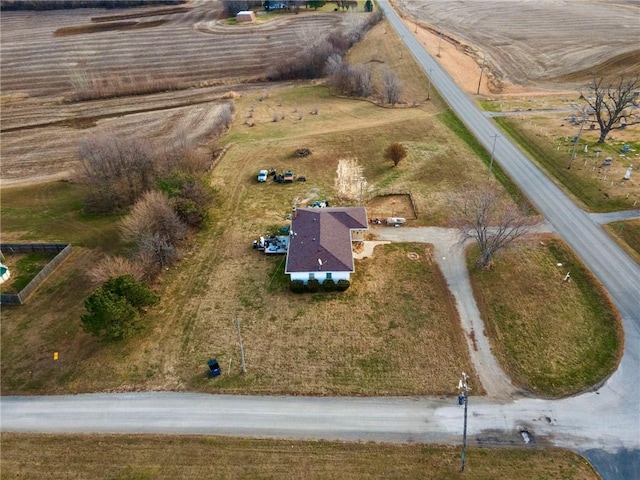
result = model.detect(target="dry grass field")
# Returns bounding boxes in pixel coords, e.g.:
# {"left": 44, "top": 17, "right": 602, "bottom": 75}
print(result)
{"left": 0, "top": 4, "right": 625, "bottom": 476}
{"left": 494, "top": 113, "right": 640, "bottom": 211}
{"left": 1, "top": 433, "right": 600, "bottom": 480}
{"left": 605, "top": 218, "right": 640, "bottom": 261}
{"left": 1, "top": 16, "right": 502, "bottom": 395}
{"left": 469, "top": 235, "right": 622, "bottom": 397}
{"left": 0, "top": 1, "right": 343, "bottom": 186}
{"left": 0, "top": 4, "right": 622, "bottom": 399}
{"left": 392, "top": 0, "right": 640, "bottom": 212}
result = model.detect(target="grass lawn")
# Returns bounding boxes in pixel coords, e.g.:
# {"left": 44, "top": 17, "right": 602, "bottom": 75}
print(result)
{"left": 0, "top": 181, "right": 123, "bottom": 251}
{"left": 605, "top": 218, "right": 640, "bottom": 263}
{"left": 0, "top": 17, "right": 621, "bottom": 397}
{"left": 468, "top": 235, "right": 622, "bottom": 397}
{"left": 0, "top": 252, "right": 57, "bottom": 293}
{"left": 0, "top": 182, "right": 128, "bottom": 393}
{"left": 494, "top": 116, "right": 638, "bottom": 212}
{"left": 0, "top": 433, "right": 600, "bottom": 480}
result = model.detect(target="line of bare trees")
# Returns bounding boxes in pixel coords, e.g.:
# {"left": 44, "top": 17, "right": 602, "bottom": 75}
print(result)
{"left": 79, "top": 104, "right": 232, "bottom": 278}
{"left": 326, "top": 55, "right": 402, "bottom": 106}
{"left": 267, "top": 10, "right": 383, "bottom": 81}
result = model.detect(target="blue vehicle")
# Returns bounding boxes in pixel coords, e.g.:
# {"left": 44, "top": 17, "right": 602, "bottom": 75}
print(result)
{"left": 207, "top": 359, "right": 221, "bottom": 377}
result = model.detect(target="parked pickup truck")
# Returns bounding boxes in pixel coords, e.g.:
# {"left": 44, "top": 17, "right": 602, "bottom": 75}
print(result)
{"left": 257, "top": 169, "right": 269, "bottom": 182}
{"left": 283, "top": 170, "right": 294, "bottom": 183}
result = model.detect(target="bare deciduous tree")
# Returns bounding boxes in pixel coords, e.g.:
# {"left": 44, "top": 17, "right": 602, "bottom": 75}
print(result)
{"left": 77, "top": 134, "right": 156, "bottom": 212}
{"left": 120, "top": 191, "right": 186, "bottom": 274}
{"left": 382, "top": 69, "right": 402, "bottom": 106}
{"left": 450, "top": 188, "right": 533, "bottom": 268}
{"left": 326, "top": 55, "right": 372, "bottom": 98}
{"left": 138, "top": 232, "right": 179, "bottom": 272}
{"left": 353, "top": 64, "right": 373, "bottom": 97}
{"left": 343, "top": 11, "right": 368, "bottom": 43}
{"left": 383, "top": 142, "right": 407, "bottom": 167}
{"left": 581, "top": 74, "right": 640, "bottom": 143}
{"left": 121, "top": 190, "right": 186, "bottom": 247}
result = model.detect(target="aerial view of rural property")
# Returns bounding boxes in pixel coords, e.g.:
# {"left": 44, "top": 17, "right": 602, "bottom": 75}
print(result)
{"left": 1, "top": 0, "right": 639, "bottom": 478}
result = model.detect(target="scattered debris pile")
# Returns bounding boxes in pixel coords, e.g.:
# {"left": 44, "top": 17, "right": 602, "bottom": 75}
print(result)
{"left": 294, "top": 148, "right": 312, "bottom": 158}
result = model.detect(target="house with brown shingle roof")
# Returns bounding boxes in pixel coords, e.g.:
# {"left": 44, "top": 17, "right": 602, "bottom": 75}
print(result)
{"left": 285, "top": 207, "right": 368, "bottom": 285}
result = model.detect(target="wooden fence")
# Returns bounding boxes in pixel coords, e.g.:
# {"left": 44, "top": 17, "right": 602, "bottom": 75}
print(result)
{"left": 1, "top": 243, "right": 72, "bottom": 305}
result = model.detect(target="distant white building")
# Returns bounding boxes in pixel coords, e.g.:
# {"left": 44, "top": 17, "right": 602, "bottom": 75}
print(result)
{"left": 236, "top": 10, "right": 256, "bottom": 23}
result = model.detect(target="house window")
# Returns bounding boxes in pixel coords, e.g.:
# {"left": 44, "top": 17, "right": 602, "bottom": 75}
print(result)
{"left": 309, "top": 273, "right": 315, "bottom": 280}
{"left": 326, "top": 273, "right": 332, "bottom": 280}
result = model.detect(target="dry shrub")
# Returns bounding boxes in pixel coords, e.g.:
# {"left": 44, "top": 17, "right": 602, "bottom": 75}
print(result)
{"left": 121, "top": 190, "right": 186, "bottom": 246}
{"left": 326, "top": 54, "right": 373, "bottom": 98}
{"left": 121, "top": 190, "right": 187, "bottom": 273}
{"left": 88, "top": 255, "right": 145, "bottom": 284}
{"left": 77, "top": 109, "right": 229, "bottom": 213}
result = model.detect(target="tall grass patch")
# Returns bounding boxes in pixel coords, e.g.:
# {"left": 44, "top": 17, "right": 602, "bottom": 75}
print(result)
{"left": 468, "top": 235, "right": 622, "bottom": 397}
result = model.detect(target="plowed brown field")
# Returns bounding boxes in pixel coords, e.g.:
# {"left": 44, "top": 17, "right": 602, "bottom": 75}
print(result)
{"left": 0, "top": 1, "right": 344, "bottom": 185}
{"left": 398, "top": 0, "right": 640, "bottom": 92}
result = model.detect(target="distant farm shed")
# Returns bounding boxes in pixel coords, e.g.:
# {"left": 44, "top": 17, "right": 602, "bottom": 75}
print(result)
{"left": 236, "top": 10, "right": 256, "bottom": 23}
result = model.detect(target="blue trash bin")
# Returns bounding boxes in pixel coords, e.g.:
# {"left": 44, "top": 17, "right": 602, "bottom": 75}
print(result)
{"left": 207, "top": 359, "right": 221, "bottom": 377}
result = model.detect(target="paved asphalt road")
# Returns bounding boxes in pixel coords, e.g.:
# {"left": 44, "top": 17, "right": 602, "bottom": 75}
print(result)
{"left": 378, "top": 1, "right": 640, "bottom": 477}
{"left": 2, "top": 3, "right": 639, "bottom": 479}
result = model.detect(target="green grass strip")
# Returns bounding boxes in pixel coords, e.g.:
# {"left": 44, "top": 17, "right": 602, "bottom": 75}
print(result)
{"left": 437, "top": 110, "right": 535, "bottom": 213}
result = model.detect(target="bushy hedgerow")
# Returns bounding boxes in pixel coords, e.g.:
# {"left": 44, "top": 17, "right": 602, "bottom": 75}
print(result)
{"left": 290, "top": 280, "right": 305, "bottom": 293}
{"left": 306, "top": 279, "right": 321, "bottom": 293}
{"left": 322, "top": 279, "right": 337, "bottom": 292}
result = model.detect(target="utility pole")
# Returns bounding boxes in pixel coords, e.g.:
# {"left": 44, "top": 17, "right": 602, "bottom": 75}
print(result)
{"left": 568, "top": 112, "right": 588, "bottom": 169}
{"left": 427, "top": 68, "right": 432, "bottom": 101}
{"left": 488, "top": 134, "right": 499, "bottom": 177}
{"left": 234, "top": 316, "right": 246, "bottom": 373}
{"left": 458, "top": 372, "right": 471, "bottom": 472}
{"left": 476, "top": 58, "right": 486, "bottom": 95}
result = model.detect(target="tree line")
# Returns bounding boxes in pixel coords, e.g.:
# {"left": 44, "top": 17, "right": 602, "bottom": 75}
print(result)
{"left": 78, "top": 104, "right": 233, "bottom": 342}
